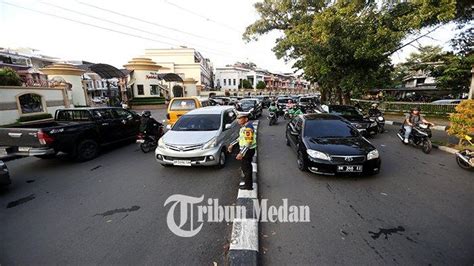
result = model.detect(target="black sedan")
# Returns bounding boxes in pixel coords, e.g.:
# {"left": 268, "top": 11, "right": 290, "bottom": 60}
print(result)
{"left": 285, "top": 114, "right": 381, "bottom": 175}
{"left": 0, "top": 160, "right": 11, "bottom": 187}
{"left": 327, "top": 105, "right": 378, "bottom": 136}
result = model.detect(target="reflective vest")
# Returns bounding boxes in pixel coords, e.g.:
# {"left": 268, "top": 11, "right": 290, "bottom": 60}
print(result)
{"left": 239, "top": 122, "right": 257, "bottom": 149}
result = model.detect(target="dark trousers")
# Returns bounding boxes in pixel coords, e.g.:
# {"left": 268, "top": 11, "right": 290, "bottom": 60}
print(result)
{"left": 241, "top": 148, "right": 255, "bottom": 189}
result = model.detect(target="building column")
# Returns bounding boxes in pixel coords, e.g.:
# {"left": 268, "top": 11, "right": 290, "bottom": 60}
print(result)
{"left": 40, "top": 63, "right": 86, "bottom": 106}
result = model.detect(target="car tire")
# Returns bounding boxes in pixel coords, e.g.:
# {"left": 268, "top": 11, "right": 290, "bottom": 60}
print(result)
{"left": 216, "top": 150, "right": 226, "bottom": 169}
{"left": 297, "top": 150, "right": 308, "bottom": 171}
{"left": 75, "top": 139, "right": 99, "bottom": 162}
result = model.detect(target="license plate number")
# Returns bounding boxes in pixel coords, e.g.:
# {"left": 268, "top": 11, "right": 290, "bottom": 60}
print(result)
{"left": 337, "top": 165, "right": 363, "bottom": 172}
{"left": 18, "top": 147, "right": 31, "bottom": 152}
{"left": 136, "top": 139, "right": 145, "bottom": 143}
{"left": 173, "top": 160, "right": 192, "bottom": 166}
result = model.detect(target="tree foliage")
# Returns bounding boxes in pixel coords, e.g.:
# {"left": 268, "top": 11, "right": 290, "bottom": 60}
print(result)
{"left": 239, "top": 79, "right": 253, "bottom": 89}
{"left": 0, "top": 67, "right": 22, "bottom": 86}
{"left": 244, "top": 0, "right": 458, "bottom": 103}
{"left": 448, "top": 100, "right": 474, "bottom": 143}
{"left": 256, "top": 80, "right": 266, "bottom": 90}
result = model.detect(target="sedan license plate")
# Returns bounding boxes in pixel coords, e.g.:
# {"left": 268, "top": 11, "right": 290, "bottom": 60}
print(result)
{"left": 337, "top": 165, "right": 363, "bottom": 172}
{"left": 18, "top": 147, "right": 31, "bottom": 152}
{"left": 136, "top": 139, "right": 145, "bottom": 143}
{"left": 173, "top": 160, "right": 192, "bottom": 166}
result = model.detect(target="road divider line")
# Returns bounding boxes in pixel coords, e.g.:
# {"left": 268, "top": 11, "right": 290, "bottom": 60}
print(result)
{"left": 238, "top": 183, "right": 258, "bottom": 199}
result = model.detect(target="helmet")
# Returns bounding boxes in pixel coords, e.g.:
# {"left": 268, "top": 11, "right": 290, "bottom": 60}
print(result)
{"left": 141, "top": 110, "right": 151, "bottom": 117}
{"left": 371, "top": 103, "right": 378, "bottom": 108}
{"left": 412, "top": 106, "right": 421, "bottom": 112}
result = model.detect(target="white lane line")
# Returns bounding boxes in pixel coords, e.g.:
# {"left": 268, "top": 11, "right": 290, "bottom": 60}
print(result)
{"left": 229, "top": 218, "right": 259, "bottom": 251}
{"left": 238, "top": 183, "right": 258, "bottom": 199}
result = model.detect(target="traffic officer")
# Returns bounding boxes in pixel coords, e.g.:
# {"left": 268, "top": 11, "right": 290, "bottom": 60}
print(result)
{"left": 228, "top": 112, "right": 257, "bottom": 190}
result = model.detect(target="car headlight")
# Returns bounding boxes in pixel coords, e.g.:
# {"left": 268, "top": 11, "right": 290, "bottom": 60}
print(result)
{"left": 377, "top": 116, "right": 384, "bottom": 121}
{"left": 158, "top": 138, "right": 165, "bottom": 148}
{"left": 307, "top": 149, "right": 331, "bottom": 161}
{"left": 202, "top": 137, "right": 217, "bottom": 150}
{"left": 367, "top": 149, "right": 379, "bottom": 160}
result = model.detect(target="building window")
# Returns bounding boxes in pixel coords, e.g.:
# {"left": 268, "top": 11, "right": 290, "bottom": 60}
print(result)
{"left": 150, "top": 85, "right": 160, "bottom": 96}
{"left": 228, "top": 79, "right": 231, "bottom": 86}
{"left": 137, "top": 84, "right": 144, "bottom": 95}
{"left": 223, "top": 79, "right": 226, "bottom": 86}
{"left": 18, "top": 93, "right": 44, "bottom": 114}
{"left": 233, "top": 79, "right": 236, "bottom": 86}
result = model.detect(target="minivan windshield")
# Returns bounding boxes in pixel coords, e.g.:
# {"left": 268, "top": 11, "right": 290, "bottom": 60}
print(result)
{"left": 170, "top": 99, "right": 197, "bottom": 111}
{"left": 172, "top": 114, "right": 221, "bottom": 131}
{"left": 304, "top": 119, "right": 360, "bottom": 138}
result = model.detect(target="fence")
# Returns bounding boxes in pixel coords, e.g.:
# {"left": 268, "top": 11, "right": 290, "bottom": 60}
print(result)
{"left": 351, "top": 99, "right": 457, "bottom": 116}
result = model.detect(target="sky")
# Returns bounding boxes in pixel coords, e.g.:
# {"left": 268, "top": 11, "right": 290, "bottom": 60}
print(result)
{"left": 0, "top": 0, "right": 460, "bottom": 73}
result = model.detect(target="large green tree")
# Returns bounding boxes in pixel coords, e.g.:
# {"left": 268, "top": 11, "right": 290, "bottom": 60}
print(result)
{"left": 244, "top": 0, "right": 458, "bottom": 103}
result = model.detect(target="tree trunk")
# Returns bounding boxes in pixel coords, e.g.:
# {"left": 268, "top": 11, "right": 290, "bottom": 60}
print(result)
{"left": 342, "top": 92, "right": 351, "bottom": 105}
{"left": 336, "top": 87, "right": 343, "bottom": 105}
{"left": 320, "top": 88, "right": 327, "bottom": 103}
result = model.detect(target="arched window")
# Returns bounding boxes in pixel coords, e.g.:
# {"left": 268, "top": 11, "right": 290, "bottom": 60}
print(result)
{"left": 18, "top": 93, "right": 44, "bottom": 114}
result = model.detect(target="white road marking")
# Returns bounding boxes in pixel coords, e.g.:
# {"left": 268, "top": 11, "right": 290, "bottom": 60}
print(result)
{"left": 229, "top": 218, "right": 259, "bottom": 251}
{"left": 238, "top": 183, "right": 258, "bottom": 199}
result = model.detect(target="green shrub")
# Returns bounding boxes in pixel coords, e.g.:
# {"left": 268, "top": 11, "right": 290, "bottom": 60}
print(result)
{"left": 129, "top": 97, "right": 166, "bottom": 105}
{"left": 17, "top": 113, "right": 53, "bottom": 123}
{"left": 0, "top": 67, "right": 22, "bottom": 86}
{"left": 448, "top": 99, "right": 474, "bottom": 144}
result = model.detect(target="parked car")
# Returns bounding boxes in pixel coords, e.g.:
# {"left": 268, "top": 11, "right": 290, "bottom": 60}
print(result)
{"left": 285, "top": 113, "right": 381, "bottom": 175}
{"left": 0, "top": 107, "right": 141, "bottom": 161}
{"left": 327, "top": 105, "right": 378, "bottom": 136}
{"left": 0, "top": 160, "right": 11, "bottom": 187}
{"left": 155, "top": 106, "right": 240, "bottom": 168}
{"left": 431, "top": 99, "right": 462, "bottom": 104}
{"left": 238, "top": 98, "right": 263, "bottom": 119}
{"left": 276, "top": 96, "right": 292, "bottom": 109}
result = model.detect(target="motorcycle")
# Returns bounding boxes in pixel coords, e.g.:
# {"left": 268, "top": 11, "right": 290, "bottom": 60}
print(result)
{"left": 397, "top": 123, "right": 433, "bottom": 154}
{"left": 369, "top": 113, "right": 385, "bottom": 133}
{"left": 137, "top": 122, "right": 164, "bottom": 153}
{"left": 268, "top": 111, "right": 278, "bottom": 126}
{"left": 455, "top": 135, "right": 474, "bottom": 171}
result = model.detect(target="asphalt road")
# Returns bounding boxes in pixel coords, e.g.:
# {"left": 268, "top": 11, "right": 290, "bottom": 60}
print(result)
{"left": 258, "top": 115, "right": 473, "bottom": 265}
{"left": 0, "top": 109, "right": 240, "bottom": 265}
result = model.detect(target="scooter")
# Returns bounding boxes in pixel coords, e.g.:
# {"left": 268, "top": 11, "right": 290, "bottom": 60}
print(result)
{"left": 455, "top": 135, "right": 474, "bottom": 171}
{"left": 369, "top": 113, "right": 385, "bottom": 133}
{"left": 268, "top": 111, "right": 278, "bottom": 126}
{"left": 397, "top": 123, "right": 433, "bottom": 154}
{"left": 137, "top": 122, "right": 164, "bottom": 153}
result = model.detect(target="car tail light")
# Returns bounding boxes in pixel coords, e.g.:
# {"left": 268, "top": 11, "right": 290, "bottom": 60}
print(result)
{"left": 37, "top": 130, "right": 54, "bottom": 145}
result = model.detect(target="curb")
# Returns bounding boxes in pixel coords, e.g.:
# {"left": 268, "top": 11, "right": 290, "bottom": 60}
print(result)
{"left": 432, "top": 144, "right": 459, "bottom": 154}
{"left": 229, "top": 120, "right": 259, "bottom": 266}
{"left": 385, "top": 120, "right": 448, "bottom": 131}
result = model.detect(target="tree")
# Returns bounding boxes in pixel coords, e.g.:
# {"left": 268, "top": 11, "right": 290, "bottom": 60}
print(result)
{"left": 429, "top": 53, "right": 473, "bottom": 95}
{"left": 239, "top": 79, "right": 253, "bottom": 89}
{"left": 0, "top": 67, "right": 22, "bottom": 86}
{"left": 244, "top": 0, "right": 457, "bottom": 103}
{"left": 256, "top": 80, "right": 266, "bottom": 90}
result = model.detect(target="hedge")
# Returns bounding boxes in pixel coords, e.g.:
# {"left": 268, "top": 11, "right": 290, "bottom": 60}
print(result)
{"left": 17, "top": 113, "right": 53, "bottom": 123}
{"left": 351, "top": 99, "right": 457, "bottom": 116}
{"left": 129, "top": 97, "right": 166, "bottom": 106}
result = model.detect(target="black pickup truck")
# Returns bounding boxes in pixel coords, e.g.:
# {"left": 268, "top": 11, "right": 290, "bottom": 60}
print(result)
{"left": 0, "top": 107, "right": 141, "bottom": 161}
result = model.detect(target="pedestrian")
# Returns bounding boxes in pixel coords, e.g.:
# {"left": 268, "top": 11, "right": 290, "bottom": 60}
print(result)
{"left": 228, "top": 113, "right": 257, "bottom": 190}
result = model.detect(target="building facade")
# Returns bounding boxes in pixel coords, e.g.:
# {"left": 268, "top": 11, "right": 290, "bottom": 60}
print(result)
{"left": 214, "top": 66, "right": 251, "bottom": 91}
{"left": 144, "top": 48, "right": 213, "bottom": 95}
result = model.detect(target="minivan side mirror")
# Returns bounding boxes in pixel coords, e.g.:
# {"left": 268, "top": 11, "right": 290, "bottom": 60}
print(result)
{"left": 224, "top": 124, "right": 232, "bottom": 130}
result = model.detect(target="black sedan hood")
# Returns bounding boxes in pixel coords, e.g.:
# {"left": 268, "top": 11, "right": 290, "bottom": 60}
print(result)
{"left": 304, "top": 137, "right": 374, "bottom": 155}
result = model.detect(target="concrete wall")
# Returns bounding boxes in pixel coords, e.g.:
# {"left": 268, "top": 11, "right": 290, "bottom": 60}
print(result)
{"left": 130, "top": 70, "right": 161, "bottom": 98}
{"left": 0, "top": 86, "right": 69, "bottom": 125}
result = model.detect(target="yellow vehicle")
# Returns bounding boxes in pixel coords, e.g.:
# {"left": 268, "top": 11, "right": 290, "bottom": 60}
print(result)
{"left": 166, "top": 97, "right": 209, "bottom": 125}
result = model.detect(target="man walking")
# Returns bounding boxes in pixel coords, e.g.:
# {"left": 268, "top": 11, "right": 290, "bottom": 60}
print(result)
{"left": 228, "top": 113, "right": 257, "bottom": 190}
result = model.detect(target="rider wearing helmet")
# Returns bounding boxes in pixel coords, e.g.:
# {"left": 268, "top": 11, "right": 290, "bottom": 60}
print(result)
{"left": 403, "top": 107, "right": 434, "bottom": 144}
{"left": 368, "top": 103, "right": 382, "bottom": 117}
{"left": 140, "top": 110, "right": 161, "bottom": 135}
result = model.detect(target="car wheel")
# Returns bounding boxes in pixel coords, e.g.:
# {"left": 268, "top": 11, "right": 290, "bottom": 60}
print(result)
{"left": 297, "top": 150, "right": 308, "bottom": 171}
{"left": 75, "top": 139, "right": 99, "bottom": 162}
{"left": 216, "top": 150, "right": 226, "bottom": 169}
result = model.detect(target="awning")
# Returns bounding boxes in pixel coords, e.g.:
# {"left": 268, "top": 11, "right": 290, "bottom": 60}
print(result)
{"left": 77, "top": 63, "right": 125, "bottom": 79}
{"left": 157, "top": 73, "right": 183, "bottom": 82}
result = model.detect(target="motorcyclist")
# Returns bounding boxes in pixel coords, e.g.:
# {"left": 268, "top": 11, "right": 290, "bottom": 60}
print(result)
{"left": 139, "top": 110, "right": 161, "bottom": 135}
{"left": 286, "top": 99, "right": 295, "bottom": 110}
{"left": 403, "top": 107, "right": 434, "bottom": 144}
{"left": 368, "top": 103, "right": 383, "bottom": 117}
{"left": 268, "top": 102, "right": 279, "bottom": 117}
{"left": 288, "top": 105, "right": 303, "bottom": 117}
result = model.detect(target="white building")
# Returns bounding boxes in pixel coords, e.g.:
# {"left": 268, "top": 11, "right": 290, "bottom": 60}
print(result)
{"left": 144, "top": 47, "right": 213, "bottom": 95}
{"left": 214, "top": 66, "right": 251, "bottom": 91}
